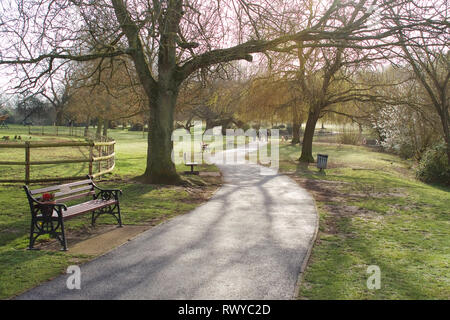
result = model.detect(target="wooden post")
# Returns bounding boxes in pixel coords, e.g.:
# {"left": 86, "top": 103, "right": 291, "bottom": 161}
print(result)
{"left": 111, "top": 145, "right": 113, "bottom": 169}
{"left": 98, "top": 145, "right": 102, "bottom": 173}
{"left": 107, "top": 145, "right": 110, "bottom": 169}
{"left": 25, "top": 141, "right": 30, "bottom": 184}
{"left": 56, "top": 126, "right": 58, "bottom": 136}
{"left": 106, "top": 145, "right": 109, "bottom": 170}
{"left": 110, "top": 145, "right": 113, "bottom": 169}
{"left": 89, "top": 143, "right": 94, "bottom": 176}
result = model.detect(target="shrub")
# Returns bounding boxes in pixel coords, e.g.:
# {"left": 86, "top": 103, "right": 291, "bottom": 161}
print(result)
{"left": 371, "top": 105, "right": 439, "bottom": 160}
{"left": 241, "top": 123, "right": 250, "bottom": 131}
{"left": 286, "top": 124, "right": 293, "bottom": 135}
{"left": 129, "top": 123, "right": 144, "bottom": 131}
{"left": 338, "top": 131, "right": 362, "bottom": 145}
{"left": 398, "top": 142, "right": 415, "bottom": 159}
{"left": 416, "top": 141, "right": 450, "bottom": 185}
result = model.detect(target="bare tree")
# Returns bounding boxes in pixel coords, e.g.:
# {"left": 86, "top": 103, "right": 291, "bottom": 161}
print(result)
{"left": 382, "top": 1, "right": 450, "bottom": 163}
{"left": 0, "top": 0, "right": 416, "bottom": 183}
{"left": 40, "top": 74, "right": 71, "bottom": 126}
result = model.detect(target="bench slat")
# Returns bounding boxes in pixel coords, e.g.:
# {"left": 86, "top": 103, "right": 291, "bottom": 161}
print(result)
{"left": 54, "top": 185, "right": 93, "bottom": 198}
{"left": 30, "top": 179, "right": 92, "bottom": 195}
{"left": 42, "top": 199, "right": 117, "bottom": 220}
{"left": 57, "top": 191, "right": 95, "bottom": 203}
{"left": 63, "top": 199, "right": 117, "bottom": 219}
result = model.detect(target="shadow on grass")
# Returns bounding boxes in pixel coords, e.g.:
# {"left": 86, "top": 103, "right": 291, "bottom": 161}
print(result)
{"left": 306, "top": 215, "right": 439, "bottom": 299}
{"left": 295, "top": 161, "right": 327, "bottom": 178}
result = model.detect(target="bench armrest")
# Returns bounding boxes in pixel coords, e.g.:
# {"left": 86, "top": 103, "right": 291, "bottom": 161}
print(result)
{"left": 94, "top": 188, "right": 122, "bottom": 201}
{"left": 35, "top": 200, "right": 67, "bottom": 211}
{"left": 29, "top": 199, "right": 67, "bottom": 218}
{"left": 92, "top": 185, "right": 122, "bottom": 200}
{"left": 23, "top": 186, "right": 68, "bottom": 212}
{"left": 93, "top": 185, "right": 122, "bottom": 195}
{"left": 87, "top": 176, "right": 122, "bottom": 200}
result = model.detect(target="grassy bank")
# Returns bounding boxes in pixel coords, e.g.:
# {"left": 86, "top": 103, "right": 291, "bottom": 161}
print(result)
{"left": 275, "top": 142, "right": 449, "bottom": 299}
{"left": 0, "top": 125, "right": 222, "bottom": 299}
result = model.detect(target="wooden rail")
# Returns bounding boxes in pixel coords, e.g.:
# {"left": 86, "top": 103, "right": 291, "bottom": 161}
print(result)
{"left": 0, "top": 140, "right": 116, "bottom": 184}
{"left": 27, "top": 125, "right": 113, "bottom": 143}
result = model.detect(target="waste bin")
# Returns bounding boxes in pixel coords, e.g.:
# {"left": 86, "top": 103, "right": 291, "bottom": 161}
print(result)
{"left": 317, "top": 154, "right": 328, "bottom": 170}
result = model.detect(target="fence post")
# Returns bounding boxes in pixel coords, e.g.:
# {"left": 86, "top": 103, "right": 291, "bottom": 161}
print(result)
{"left": 25, "top": 141, "right": 30, "bottom": 184}
{"left": 109, "top": 144, "right": 113, "bottom": 169}
{"left": 89, "top": 142, "right": 94, "bottom": 176}
{"left": 98, "top": 144, "right": 102, "bottom": 173}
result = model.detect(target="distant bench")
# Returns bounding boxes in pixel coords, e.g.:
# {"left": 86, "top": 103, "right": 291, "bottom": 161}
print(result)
{"left": 183, "top": 152, "right": 199, "bottom": 175}
{"left": 23, "top": 176, "right": 123, "bottom": 251}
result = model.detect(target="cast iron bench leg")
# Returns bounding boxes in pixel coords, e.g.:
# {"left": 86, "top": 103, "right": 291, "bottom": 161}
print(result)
{"left": 59, "top": 217, "right": 68, "bottom": 251}
{"left": 28, "top": 218, "right": 37, "bottom": 250}
{"left": 117, "top": 203, "right": 123, "bottom": 227}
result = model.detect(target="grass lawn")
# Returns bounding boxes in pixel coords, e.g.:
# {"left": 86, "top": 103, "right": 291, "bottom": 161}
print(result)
{"left": 0, "top": 125, "right": 222, "bottom": 299}
{"left": 274, "top": 142, "right": 449, "bottom": 299}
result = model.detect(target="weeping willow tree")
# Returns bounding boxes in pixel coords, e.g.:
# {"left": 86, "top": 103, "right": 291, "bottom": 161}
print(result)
{"left": 0, "top": 0, "right": 417, "bottom": 182}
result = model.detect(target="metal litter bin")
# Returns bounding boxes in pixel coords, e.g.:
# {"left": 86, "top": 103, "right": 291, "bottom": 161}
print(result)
{"left": 317, "top": 154, "right": 328, "bottom": 171}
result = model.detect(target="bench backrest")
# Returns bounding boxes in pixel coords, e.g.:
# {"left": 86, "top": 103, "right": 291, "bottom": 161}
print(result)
{"left": 26, "top": 178, "right": 95, "bottom": 203}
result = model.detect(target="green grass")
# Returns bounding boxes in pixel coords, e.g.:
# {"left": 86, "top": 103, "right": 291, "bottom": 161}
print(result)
{"left": 274, "top": 142, "right": 449, "bottom": 299}
{"left": 0, "top": 124, "right": 222, "bottom": 299}
{"left": 3, "top": 125, "right": 448, "bottom": 299}
{"left": 0, "top": 125, "right": 223, "bottom": 182}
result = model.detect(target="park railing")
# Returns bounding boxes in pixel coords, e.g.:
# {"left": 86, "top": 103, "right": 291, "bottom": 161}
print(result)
{"left": 0, "top": 140, "right": 115, "bottom": 184}
{"left": 27, "top": 125, "right": 112, "bottom": 142}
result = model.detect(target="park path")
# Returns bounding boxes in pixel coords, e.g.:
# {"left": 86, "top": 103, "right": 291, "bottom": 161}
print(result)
{"left": 17, "top": 141, "right": 318, "bottom": 300}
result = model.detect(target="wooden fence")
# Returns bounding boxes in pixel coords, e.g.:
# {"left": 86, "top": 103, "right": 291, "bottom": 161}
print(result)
{"left": 0, "top": 140, "right": 115, "bottom": 184}
{"left": 27, "top": 125, "right": 111, "bottom": 142}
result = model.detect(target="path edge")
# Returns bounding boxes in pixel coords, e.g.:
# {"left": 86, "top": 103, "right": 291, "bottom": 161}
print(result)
{"left": 292, "top": 187, "right": 320, "bottom": 300}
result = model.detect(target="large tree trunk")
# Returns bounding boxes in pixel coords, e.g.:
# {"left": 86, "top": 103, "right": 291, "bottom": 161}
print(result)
{"left": 55, "top": 107, "right": 64, "bottom": 126}
{"left": 84, "top": 115, "right": 90, "bottom": 137}
{"left": 221, "top": 119, "right": 232, "bottom": 135}
{"left": 299, "top": 107, "right": 320, "bottom": 163}
{"left": 140, "top": 87, "right": 181, "bottom": 185}
{"left": 292, "top": 123, "right": 301, "bottom": 144}
{"left": 96, "top": 118, "right": 103, "bottom": 139}
{"left": 291, "top": 105, "right": 301, "bottom": 144}
{"left": 102, "top": 119, "right": 109, "bottom": 137}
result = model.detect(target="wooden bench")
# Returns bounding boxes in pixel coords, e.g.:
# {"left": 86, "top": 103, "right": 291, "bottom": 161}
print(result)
{"left": 183, "top": 152, "right": 199, "bottom": 175}
{"left": 185, "top": 162, "right": 199, "bottom": 175}
{"left": 23, "top": 176, "right": 123, "bottom": 251}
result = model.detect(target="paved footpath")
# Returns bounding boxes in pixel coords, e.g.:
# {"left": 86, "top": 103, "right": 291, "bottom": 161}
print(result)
{"left": 18, "top": 142, "right": 318, "bottom": 299}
